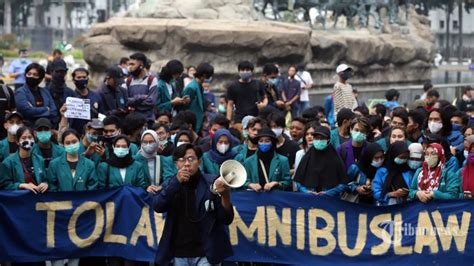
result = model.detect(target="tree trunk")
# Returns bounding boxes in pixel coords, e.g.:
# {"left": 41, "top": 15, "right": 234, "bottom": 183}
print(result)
{"left": 445, "top": 0, "right": 452, "bottom": 63}
{"left": 4, "top": 0, "right": 12, "bottom": 34}
{"left": 458, "top": 0, "right": 463, "bottom": 63}
{"left": 34, "top": 0, "right": 45, "bottom": 27}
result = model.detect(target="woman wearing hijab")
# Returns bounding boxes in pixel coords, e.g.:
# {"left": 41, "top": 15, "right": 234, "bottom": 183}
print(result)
{"left": 97, "top": 135, "right": 149, "bottom": 189}
{"left": 373, "top": 141, "right": 413, "bottom": 205}
{"left": 135, "top": 129, "right": 172, "bottom": 194}
{"left": 294, "top": 126, "right": 349, "bottom": 196}
{"left": 424, "top": 133, "right": 459, "bottom": 174}
{"left": 201, "top": 129, "right": 243, "bottom": 176}
{"left": 243, "top": 128, "right": 291, "bottom": 192}
{"left": 0, "top": 126, "right": 47, "bottom": 193}
{"left": 409, "top": 143, "right": 460, "bottom": 202}
{"left": 461, "top": 135, "right": 474, "bottom": 199}
{"left": 345, "top": 143, "right": 384, "bottom": 204}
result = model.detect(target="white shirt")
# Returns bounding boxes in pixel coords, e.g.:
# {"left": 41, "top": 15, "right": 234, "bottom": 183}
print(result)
{"left": 294, "top": 149, "right": 306, "bottom": 174}
{"left": 119, "top": 168, "right": 127, "bottom": 182}
{"left": 295, "top": 71, "right": 313, "bottom": 102}
{"left": 165, "top": 83, "right": 173, "bottom": 97}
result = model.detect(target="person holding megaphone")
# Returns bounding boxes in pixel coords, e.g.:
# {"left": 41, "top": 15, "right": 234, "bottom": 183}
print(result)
{"left": 152, "top": 143, "right": 234, "bottom": 266}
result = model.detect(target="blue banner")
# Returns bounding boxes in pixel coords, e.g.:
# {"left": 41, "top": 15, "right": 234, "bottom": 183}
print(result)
{"left": 0, "top": 187, "right": 473, "bottom": 264}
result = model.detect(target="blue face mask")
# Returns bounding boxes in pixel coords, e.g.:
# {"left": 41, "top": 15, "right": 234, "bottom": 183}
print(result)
{"left": 312, "top": 139, "right": 328, "bottom": 151}
{"left": 408, "top": 160, "right": 422, "bottom": 170}
{"left": 452, "top": 123, "right": 462, "bottom": 131}
{"left": 394, "top": 157, "right": 407, "bottom": 165}
{"left": 258, "top": 143, "right": 272, "bottom": 153}
{"left": 239, "top": 71, "right": 252, "bottom": 81}
{"left": 351, "top": 131, "right": 366, "bottom": 143}
{"left": 268, "top": 78, "right": 279, "bottom": 87}
{"left": 114, "top": 147, "right": 129, "bottom": 158}
{"left": 86, "top": 133, "right": 98, "bottom": 143}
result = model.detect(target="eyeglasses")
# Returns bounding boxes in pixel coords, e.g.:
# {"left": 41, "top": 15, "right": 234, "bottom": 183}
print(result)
{"left": 177, "top": 156, "right": 198, "bottom": 164}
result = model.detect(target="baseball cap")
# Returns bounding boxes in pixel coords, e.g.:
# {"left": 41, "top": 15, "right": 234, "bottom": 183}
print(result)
{"left": 313, "top": 125, "right": 330, "bottom": 138}
{"left": 34, "top": 118, "right": 52, "bottom": 130}
{"left": 336, "top": 64, "right": 352, "bottom": 74}
{"left": 5, "top": 111, "right": 23, "bottom": 121}
{"left": 87, "top": 119, "right": 104, "bottom": 130}
{"left": 106, "top": 66, "right": 125, "bottom": 82}
{"left": 408, "top": 143, "right": 423, "bottom": 159}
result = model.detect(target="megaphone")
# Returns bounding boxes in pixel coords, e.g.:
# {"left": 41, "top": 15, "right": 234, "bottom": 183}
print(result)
{"left": 212, "top": 160, "right": 247, "bottom": 194}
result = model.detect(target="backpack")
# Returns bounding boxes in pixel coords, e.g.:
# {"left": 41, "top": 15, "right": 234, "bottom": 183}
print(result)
{"left": 125, "top": 75, "right": 155, "bottom": 89}
{"left": 0, "top": 84, "right": 11, "bottom": 108}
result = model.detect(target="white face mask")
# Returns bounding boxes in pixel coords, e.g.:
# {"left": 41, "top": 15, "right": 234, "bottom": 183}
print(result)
{"left": 216, "top": 144, "right": 229, "bottom": 154}
{"left": 428, "top": 121, "right": 443, "bottom": 134}
{"left": 8, "top": 124, "right": 21, "bottom": 135}
{"left": 464, "top": 150, "right": 469, "bottom": 158}
{"left": 272, "top": 128, "right": 283, "bottom": 138}
{"left": 176, "top": 141, "right": 187, "bottom": 147}
{"left": 371, "top": 159, "right": 384, "bottom": 168}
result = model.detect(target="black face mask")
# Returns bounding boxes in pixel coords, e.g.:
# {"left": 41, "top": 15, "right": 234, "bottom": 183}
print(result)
{"left": 52, "top": 72, "right": 66, "bottom": 85}
{"left": 26, "top": 77, "right": 41, "bottom": 88}
{"left": 130, "top": 66, "right": 143, "bottom": 77}
{"left": 249, "top": 136, "right": 259, "bottom": 145}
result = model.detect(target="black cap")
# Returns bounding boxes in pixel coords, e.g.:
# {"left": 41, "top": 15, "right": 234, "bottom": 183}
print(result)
{"left": 106, "top": 66, "right": 125, "bottom": 81}
{"left": 5, "top": 111, "right": 23, "bottom": 121}
{"left": 51, "top": 59, "right": 68, "bottom": 72}
{"left": 313, "top": 126, "right": 330, "bottom": 138}
{"left": 256, "top": 128, "right": 277, "bottom": 141}
{"left": 34, "top": 118, "right": 52, "bottom": 130}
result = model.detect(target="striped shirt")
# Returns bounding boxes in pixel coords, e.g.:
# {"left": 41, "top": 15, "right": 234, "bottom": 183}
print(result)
{"left": 333, "top": 81, "right": 357, "bottom": 120}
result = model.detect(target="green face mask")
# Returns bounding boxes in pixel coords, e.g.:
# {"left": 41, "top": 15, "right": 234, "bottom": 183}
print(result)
{"left": 351, "top": 131, "right": 366, "bottom": 143}
{"left": 37, "top": 131, "right": 51, "bottom": 144}
{"left": 312, "top": 139, "right": 328, "bottom": 151}
{"left": 65, "top": 143, "right": 80, "bottom": 155}
{"left": 114, "top": 147, "right": 129, "bottom": 158}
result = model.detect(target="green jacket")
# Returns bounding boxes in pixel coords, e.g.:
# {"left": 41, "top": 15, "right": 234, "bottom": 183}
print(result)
{"left": 243, "top": 152, "right": 291, "bottom": 190}
{"left": 134, "top": 154, "right": 175, "bottom": 185}
{"left": 156, "top": 79, "right": 175, "bottom": 111}
{"left": 200, "top": 152, "right": 244, "bottom": 177}
{"left": 182, "top": 79, "right": 204, "bottom": 132}
{"left": 97, "top": 160, "right": 149, "bottom": 189}
{"left": 31, "top": 143, "right": 65, "bottom": 168}
{"left": 330, "top": 128, "right": 341, "bottom": 148}
{"left": 409, "top": 167, "right": 460, "bottom": 201}
{"left": 46, "top": 155, "right": 97, "bottom": 191}
{"left": 0, "top": 138, "right": 16, "bottom": 162}
{"left": 0, "top": 152, "right": 46, "bottom": 190}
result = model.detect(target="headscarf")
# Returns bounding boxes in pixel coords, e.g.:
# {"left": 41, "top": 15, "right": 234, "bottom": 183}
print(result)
{"left": 106, "top": 135, "right": 134, "bottom": 168}
{"left": 138, "top": 129, "right": 159, "bottom": 159}
{"left": 381, "top": 141, "right": 410, "bottom": 197}
{"left": 208, "top": 129, "right": 238, "bottom": 164}
{"left": 462, "top": 136, "right": 474, "bottom": 192}
{"left": 174, "top": 130, "right": 193, "bottom": 148}
{"left": 358, "top": 142, "right": 384, "bottom": 181}
{"left": 424, "top": 133, "right": 453, "bottom": 160}
{"left": 294, "top": 126, "right": 349, "bottom": 192}
{"left": 418, "top": 143, "right": 445, "bottom": 191}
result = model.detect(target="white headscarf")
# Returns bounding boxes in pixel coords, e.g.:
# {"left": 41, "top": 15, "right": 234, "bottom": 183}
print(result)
{"left": 138, "top": 129, "right": 159, "bottom": 159}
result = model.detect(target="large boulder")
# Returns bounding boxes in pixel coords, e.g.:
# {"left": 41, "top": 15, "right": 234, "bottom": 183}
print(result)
{"left": 84, "top": 9, "right": 435, "bottom": 88}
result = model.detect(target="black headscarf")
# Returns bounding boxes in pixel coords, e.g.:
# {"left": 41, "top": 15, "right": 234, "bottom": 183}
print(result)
{"left": 381, "top": 141, "right": 410, "bottom": 197}
{"left": 256, "top": 128, "right": 278, "bottom": 187}
{"left": 294, "top": 126, "right": 349, "bottom": 192}
{"left": 106, "top": 135, "right": 134, "bottom": 168}
{"left": 358, "top": 142, "right": 384, "bottom": 181}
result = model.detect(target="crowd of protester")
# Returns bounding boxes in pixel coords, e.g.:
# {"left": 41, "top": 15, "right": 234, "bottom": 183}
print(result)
{"left": 1, "top": 48, "right": 474, "bottom": 265}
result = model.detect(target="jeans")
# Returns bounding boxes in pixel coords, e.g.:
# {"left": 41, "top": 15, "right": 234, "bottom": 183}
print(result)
{"left": 173, "top": 257, "right": 218, "bottom": 266}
